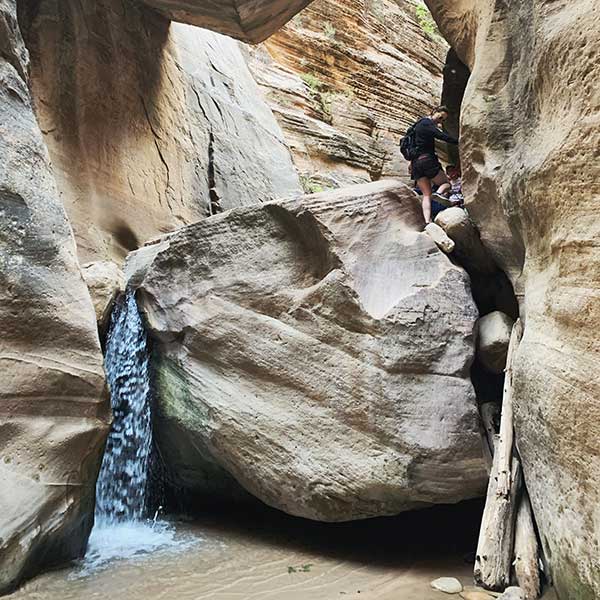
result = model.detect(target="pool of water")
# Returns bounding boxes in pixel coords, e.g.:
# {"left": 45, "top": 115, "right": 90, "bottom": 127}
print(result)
{"left": 6, "top": 502, "right": 557, "bottom": 600}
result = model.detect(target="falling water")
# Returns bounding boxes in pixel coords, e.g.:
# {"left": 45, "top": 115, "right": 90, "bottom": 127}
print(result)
{"left": 83, "top": 291, "right": 195, "bottom": 573}
{"left": 95, "top": 290, "right": 153, "bottom": 523}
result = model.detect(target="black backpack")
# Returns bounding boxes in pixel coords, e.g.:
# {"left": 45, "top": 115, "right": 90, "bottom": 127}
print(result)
{"left": 400, "top": 119, "right": 423, "bottom": 161}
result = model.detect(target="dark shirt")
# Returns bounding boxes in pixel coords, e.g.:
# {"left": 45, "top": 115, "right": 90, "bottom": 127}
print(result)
{"left": 414, "top": 117, "right": 458, "bottom": 157}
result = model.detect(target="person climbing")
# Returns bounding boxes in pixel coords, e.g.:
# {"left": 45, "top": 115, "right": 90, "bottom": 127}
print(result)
{"left": 400, "top": 106, "right": 458, "bottom": 225}
{"left": 445, "top": 164, "right": 464, "bottom": 206}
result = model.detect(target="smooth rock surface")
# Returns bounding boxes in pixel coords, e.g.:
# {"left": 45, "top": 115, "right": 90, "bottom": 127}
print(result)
{"left": 498, "top": 588, "right": 524, "bottom": 600}
{"left": 0, "top": 1, "right": 109, "bottom": 593}
{"left": 431, "top": 576, "right": 463, "bottom": 594}
{"left": 476, "top": 312, "right": 513, "bottom": 374}
{"left": 82, "top": 261, "right": 125, "bottom": 332}
{"left": 425, "top": 222, "right": 455, "bottom": 254}
{"left": 245, "top": 0, "right": 448, "bottom": 189}
{"left": 136, "top": 0, "right": 314, "bottom": 43}
{"left": 426, "top": 1, "right": 600, "bottom": 596}
{"left": 434, "top": 208, "right": 496, "bottom": 275}
{"left": 26, "top": 0, "right": 301, "bottom": 265}
{"left": 129, "top": 179, "right": 486, "bottom": 521}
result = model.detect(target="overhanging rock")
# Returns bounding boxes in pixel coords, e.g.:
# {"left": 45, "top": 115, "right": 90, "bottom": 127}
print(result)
{"left": 137, "top": 0, "right": 315, "bottom": 43}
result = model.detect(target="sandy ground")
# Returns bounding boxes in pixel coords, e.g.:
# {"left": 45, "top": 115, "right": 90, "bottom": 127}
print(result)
{"left": 8, "top": 501, "right": 556, "bottom": 600}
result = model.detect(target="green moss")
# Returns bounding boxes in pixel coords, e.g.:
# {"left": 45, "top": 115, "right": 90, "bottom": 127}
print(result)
{"left": 300, "top": 72, "right": 323, "bottom": 92}
{"left": 414, "top": 2, "right": 442, "bottom": 40}
{"left": 322, "top": 21, "right": 336, "bottom": 39}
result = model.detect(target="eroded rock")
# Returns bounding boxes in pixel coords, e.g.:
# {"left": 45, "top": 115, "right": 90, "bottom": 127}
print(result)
{"left": 136, "top": 0, "right": 314, "bottom": 43}
{"left": 245, "top": 0, "right": 448, "bottom": 188}
{"left": 0, "top": 1, "right": 109, "bottom": 592}
{"left": 128, "top": 179, "right": 487, "bottom": 521}
{"left": 476, "top": 312, "right": 514, "bottom": 374}
{"left": 82, "top": 261, "right": 125, "bottom": 333}
{"left": 26, "top": 0, "right": 301, "bottom": 265}
{"left": 426, "top": 1, "right": 600, "bottom": 596}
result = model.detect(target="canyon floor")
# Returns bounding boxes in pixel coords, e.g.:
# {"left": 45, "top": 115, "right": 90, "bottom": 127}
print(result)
{"left": 5, "top": 502, "right": 557, "bottom": 600}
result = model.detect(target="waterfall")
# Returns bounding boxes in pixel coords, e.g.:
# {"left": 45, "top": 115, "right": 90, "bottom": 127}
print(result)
{"left": 95, "top": 290, "right": 153, "bottom": 524}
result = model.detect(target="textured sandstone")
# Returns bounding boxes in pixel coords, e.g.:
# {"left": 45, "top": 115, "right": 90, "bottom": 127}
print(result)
{"left": 476, "top": 312, "right": 514, "bottom": 375}
{"left": 245, "top": 0, "right": 448, "bottom": 189}
{"left": 426, "top": 0, "right": 600, "bottom": 596}
{"left": 0, "top": 1, "right": 109, "bottom": 593}
{"left": 25, "top": 0, "right": 301, "bottom": 266}
{"left": 82, "top": 261, "right": 126, "bottom": 333}
{"left": 136, "top": 0, "right": 314, "bottom": 43}
{"left": 128, "top": 179, "right": 487, "bottom": 521}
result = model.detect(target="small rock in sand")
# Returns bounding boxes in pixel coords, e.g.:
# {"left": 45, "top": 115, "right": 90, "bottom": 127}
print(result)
{"left": 431, "top": 577, "right": 463, "bottom": 594}
{"left": 498, "top": 587, "right": 525, "bottom": 600}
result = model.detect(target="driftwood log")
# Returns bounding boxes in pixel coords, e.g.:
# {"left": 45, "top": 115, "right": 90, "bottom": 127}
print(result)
{"left": 480, "top": 401, "right": 500, "bottom": 471}
{"left": 514, "top": 489, "right": 541, "bottom": 600}
{"left": 474, "top": 320, "right": 525, "bottom": 591}
{"left": 475, "top": 452, "right": 523, "bottom": 590}
{"left": 496, "top": 319, "right": 523, "bottom": 496}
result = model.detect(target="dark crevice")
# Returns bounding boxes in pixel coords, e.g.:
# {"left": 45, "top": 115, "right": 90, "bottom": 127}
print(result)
{"left": 207, "top": 130, "right": 222, "bottom": 216}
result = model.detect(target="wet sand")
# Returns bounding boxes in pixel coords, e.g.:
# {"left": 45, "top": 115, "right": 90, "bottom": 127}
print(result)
{"left": 7, "top": 501, "right": 555, "bottom": 600}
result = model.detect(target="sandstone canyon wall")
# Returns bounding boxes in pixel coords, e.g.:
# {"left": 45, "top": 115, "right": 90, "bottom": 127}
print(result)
{"left": 0, "top": 0, "right": 109, "bottom": 593}
{"left": 244, "top": 0, "right": 449, "bottom": 189}
{"left": 127, "top": 180, "right": 487, "bottom": 521}
{"left": 426, "top": 1, "right": 600, "bottom": 597}
{"left": 23, "top": 0, "right": 301, "bottom": 266}
{"left": 137, "top": 0, "right": 315, "bottom": 43}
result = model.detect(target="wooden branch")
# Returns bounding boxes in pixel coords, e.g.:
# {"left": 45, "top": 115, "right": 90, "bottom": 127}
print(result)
{"left": 480, "top": 402, "right": 500, "bottom": 471}
{"left": 474, "top": 319, "right": 525, "bottom": 591}
{"left": 496, "top": 319, "right": 523, "bottom": 498}
{"left": 514, "top": 489, "right": 541, "bottom": 599}
{"left": 475, "top": 455, "right": 523, "bottom": 591}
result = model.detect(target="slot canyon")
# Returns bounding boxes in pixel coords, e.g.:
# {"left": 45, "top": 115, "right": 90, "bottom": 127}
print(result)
{"left": 0, "top": 1, "right": 597, "bottom": 599}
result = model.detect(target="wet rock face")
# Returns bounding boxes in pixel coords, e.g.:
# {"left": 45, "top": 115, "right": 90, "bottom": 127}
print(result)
{"left": 426, "top": 0, "right": 600, "bottom": 596}
{"left": 0, "top": 0, "right": 109, "bottom": 593}
{"left": 136, "top": 0, "right": 314, "bottom": 43}
{"left": 245, "top": 0, "right": 448, "bottom": 190}
{"left": 129, "top": 180, "right": 487, "bottom": 521}
{"left": 24, "top": 0, "right": 301, "bottom": 266}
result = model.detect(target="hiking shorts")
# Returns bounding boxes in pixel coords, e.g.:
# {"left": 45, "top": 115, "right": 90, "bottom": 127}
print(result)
{"left": 411, "top": 155, "right": 442, "bottom": 181}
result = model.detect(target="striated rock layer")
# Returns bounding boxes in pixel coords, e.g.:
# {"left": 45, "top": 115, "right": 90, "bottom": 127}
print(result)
{"left": 24, "top": 0, "right": 301, "bottom": 266}
{"left": 426, "top": 0, "right": 600, "bottom": 597}
{"left": 128, "top": 180, "right": 487, "bottom": 521}
{"left": 0, "top": 0, "right": 109, "bottom": 593}
{"left": 245, "top": 0, "right": 448, "bottom": 189}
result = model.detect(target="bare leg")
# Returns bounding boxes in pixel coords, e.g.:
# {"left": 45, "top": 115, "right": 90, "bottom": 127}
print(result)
{"left": 432, "top": 171, "right": 450, "bottom": 196}
{"left": 417, "top": 176, "right": 432, "bottom": 224}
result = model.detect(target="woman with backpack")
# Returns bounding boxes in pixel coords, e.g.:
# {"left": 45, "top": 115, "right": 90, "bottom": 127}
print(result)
{"left": 401, "top": 106, "right": 459, "bottom": 225}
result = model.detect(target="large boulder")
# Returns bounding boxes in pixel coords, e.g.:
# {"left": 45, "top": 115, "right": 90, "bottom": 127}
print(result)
{"left": 0, "top": 1, "right": 109, "bottom": 593}
{"left": 25, "top": 0, "right": 301, "bottom": 266}
{"left": 128, "top": 180, "right": 487, "bottom": 521}
{"left": 426, "top": 1, "right": 600, "bottom": 596}
{"left": 135, "top": 0, "right": 314, "bottom": 43}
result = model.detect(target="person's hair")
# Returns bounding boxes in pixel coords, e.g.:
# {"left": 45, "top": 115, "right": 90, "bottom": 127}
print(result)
{"left": 433, "top": 105, "right": 450, "bottom": 115}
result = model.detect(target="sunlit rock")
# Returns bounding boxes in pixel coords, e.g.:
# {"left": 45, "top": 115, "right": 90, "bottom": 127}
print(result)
{"left": 426, "top": 0, "right": 600, "bottom": 596}
{"left": 136, "top": 0, "right": 315, "bottom": 43}
{"left": 476, "top": 311, "right": 514, "bottom": 374}
{"left": 0, "top": 1, "right": 109, "bottom": 593}
{"left": 128, "top": 180, "right": 487, "bottom": 521}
